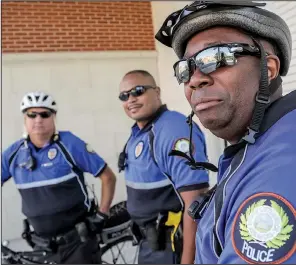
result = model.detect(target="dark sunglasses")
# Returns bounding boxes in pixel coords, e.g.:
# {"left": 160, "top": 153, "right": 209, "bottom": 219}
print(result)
{"left": 119, "top": 85, "right": 156, "bottom": 102}
{"left": 173, "top": 43, "right": 261, "bottom": 84}
{"left": 26, "top": 111, "right": 53, "bottom": 119}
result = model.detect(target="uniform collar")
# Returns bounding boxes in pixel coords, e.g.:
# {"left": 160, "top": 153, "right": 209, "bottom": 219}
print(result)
{"left": 131, "top": 104, "right": 168, "bottom": 135}
{"left": 26, "top": 132, "right": 60, "bottom": 149}
{"left": 224, "top": 90, "right": 296, "bottom": 158}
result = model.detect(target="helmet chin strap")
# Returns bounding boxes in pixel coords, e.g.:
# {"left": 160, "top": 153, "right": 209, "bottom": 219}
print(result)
{"left": 169, "top": 111, "right": 218, "bottom": 172}
{"left": 169, "top": 37, "right": 282, "bottom": 171}
{"left": 242, "top": 37, "right": 282, "bottom": 144}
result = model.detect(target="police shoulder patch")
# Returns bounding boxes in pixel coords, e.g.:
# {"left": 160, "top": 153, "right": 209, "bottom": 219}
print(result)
{"left": 86, "top": 143, "right": 95, "bottom": 153}
{"left": 232, "top": 192, "right": 296, "bottom": 264}
{"left": 173, "top": 138, "right": 193, "bottom": 156}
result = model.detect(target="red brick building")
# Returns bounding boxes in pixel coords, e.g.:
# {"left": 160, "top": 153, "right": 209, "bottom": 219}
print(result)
{"left": 2, "top": 1, "right": 155, "bottom": 53}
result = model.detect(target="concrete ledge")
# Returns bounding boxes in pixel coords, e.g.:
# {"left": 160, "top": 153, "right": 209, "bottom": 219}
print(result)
{"left": 2, "top": 50, "right": 158, "bottom": 63}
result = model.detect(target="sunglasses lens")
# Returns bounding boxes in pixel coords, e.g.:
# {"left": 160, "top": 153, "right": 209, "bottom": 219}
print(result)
{"left": 131, "top": 86, "right": 146, "bottom": 97}
{"left": 174, "top": 60, "right": 190, "bottom": 84}
{"left": 40, "top": 112, "right": 52, "bottom": 118}
{"left": 119, "top": 93, "right": 129, "bottom": 102}
{"left": 119, "top": 86, "right": 152, "bottom": 101}
{"left": 197, "top": 47, "right": 236, "bottom": 74}
{"left": 26, "top": 111, "right": 52, "bottom": 119}
{"left": 27, "top": 113, "right": 37, "bottom": 119}
{"left": 175, "top": 46, "right": 236, "bottom": 84}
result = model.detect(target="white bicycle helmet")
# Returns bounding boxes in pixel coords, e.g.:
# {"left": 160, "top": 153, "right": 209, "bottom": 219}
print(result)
{"left": 20, "top": 91, "right": 58, "bottom": 113}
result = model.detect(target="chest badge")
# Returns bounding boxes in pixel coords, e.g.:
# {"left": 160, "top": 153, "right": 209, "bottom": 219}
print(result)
{"left": 135, "top": 141, "right": 144, "bottom": 158}
{"left": 48, "top": 148, "right": 57, "bottom": 160}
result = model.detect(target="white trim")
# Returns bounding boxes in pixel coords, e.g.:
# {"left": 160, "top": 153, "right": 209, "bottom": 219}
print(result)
{"left": 55, "top": 144, "right": 75, "bottom": 169}
{"left": 75, "top": 175, "right": 91, "bottom": 210}
{"left": 152, "top": 126, "right": 185, "bottom": 209}
{"left": 16, "top": 172, "right": 76, "bottom": 189}
{"left": 212, "top": 165, "right": 232, "bottom": 259}
{"left": 56, "top": 142, "right": 90, "bottom": 209}
{"left": 213, "top": 144, "right": 249, "bottom": 258}
{"left": 56, "top": 142, "right": 78, "bottom": 167}
{"left": 2, "top": 51, "right": 158, "bottom": 63}
{"left": 125, "top": 178, "right": 171, "bottom": 190}
{"left": 94, "top": 163, "right": 107, "bottom": 177}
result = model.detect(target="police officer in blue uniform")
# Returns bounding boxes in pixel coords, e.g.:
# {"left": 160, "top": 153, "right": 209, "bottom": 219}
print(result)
{"left": 118, "top": 70, "right": 215, "bottom": 264}
{"left": 2, "top": 91, "right": 117, "bottom": 264}
{"left": 155, "top": 1, "right": 296, "bottom": 264}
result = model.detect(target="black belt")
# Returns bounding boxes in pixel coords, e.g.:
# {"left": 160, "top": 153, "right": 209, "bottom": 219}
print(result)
{"left": 55, "top": 227, "right": 81, "bottom": 245}
{"left": 31, "top": 221, "right": 88, "bottom": 250}
{"left": 139, "top": 226, "right": 172, "bottom": 241}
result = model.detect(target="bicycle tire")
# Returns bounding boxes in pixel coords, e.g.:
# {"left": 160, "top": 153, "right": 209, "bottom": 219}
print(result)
{"left": 1, "top": 245, "right": 54, "bottom": 265}
{"left": 100, "top": 236, "right": 139, "bottom": 264}
{"left": 100, "top": 236, "right": 134, "bottom": 254}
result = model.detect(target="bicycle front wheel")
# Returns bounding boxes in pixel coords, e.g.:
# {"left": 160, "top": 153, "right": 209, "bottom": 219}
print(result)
{"left": 100, "top": 236, "right": 139, "bottom": 264}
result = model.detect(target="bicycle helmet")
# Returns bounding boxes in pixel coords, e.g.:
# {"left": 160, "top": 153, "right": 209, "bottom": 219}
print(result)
{"left": 155, "top": 0, "right": 291, "bottom": 76}
{"left": 20, "top": 91, "right": 57, "bottom": 113}
{"left": 155, "top": 0, "right": 292, "bottom": 144}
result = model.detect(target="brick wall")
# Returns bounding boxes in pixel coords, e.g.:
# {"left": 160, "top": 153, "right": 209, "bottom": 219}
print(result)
{"left": 2, "top": 1, "right": 155, "bottom": 53}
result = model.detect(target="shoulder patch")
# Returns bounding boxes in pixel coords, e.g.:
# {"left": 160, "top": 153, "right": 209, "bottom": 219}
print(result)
{"left": 232, "top": 192, "right": 296, "bottom": 264}
{"left": 86, "top": 143, "right": 95, "bottom": 153}
{"left": 173, "top": 138, "right": 193, "bottom": 156}
{"left": 135, "top": 141, "right": 144, "bottom": 158}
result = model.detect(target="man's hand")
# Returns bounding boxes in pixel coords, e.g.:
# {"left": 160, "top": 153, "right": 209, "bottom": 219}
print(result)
{"left": 96, "top": 165, "right": 116, "bottom": 214}
{"left": 180, "top": 187, "right": 208, "bottom": 264}
{"left": 87, "top": 210, "right": 109, "bottom": 233}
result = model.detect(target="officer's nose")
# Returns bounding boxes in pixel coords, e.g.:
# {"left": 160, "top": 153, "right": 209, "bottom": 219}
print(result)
{"left": 187, "top": 68, "right": 214, "bottom": 90}
{"left": 35, "top": 115, "right": 43, "bottom": 123}
{"left": 127, "top": 94, "right": 137, "bottom": 103}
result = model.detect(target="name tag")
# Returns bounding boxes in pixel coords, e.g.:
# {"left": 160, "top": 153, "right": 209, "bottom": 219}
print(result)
{"left": 41, "top": 162, "right": 53, "bottom": 167}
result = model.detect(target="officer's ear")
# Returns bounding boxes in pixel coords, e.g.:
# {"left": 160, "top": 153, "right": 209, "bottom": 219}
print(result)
{"left": 155, "top": 86, "right": 161, "bottom": 99}
{"left": 258, "top": 39, "right": 280, "bottom": 83}
{"left": 266, "top": 54, "right": 280, "bottom": 83}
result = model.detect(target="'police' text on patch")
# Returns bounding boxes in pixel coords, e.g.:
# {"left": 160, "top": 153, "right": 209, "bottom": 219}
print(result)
{"left": 232, "top": 192, "right": 296, "bottom": 264}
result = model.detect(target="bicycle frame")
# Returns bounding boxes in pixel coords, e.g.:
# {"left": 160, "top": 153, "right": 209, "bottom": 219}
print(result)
{"left": 2, "top": 200, "right": 140, "bottom": 264}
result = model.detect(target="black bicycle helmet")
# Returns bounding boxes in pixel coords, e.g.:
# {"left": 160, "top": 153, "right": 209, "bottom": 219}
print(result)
{"left": 155, "top": 0, "right": 291, "bottom": 76}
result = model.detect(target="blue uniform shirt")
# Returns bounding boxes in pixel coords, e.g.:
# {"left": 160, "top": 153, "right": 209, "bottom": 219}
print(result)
{"left": 1, "top": 131, "right": 106, "bottom": 236}
{"left": 195, "top": 91, "right": 296, "bottom": 264}
{"left": 123, "top": 105, "right": 210, "bottom": 225}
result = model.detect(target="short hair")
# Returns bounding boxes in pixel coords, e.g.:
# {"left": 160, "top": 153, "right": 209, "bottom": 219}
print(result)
{"left": 123, "top": 70, "right": 157, "bottom": 86}
{"left": 124, "top": 69, "right": 153, "bottom": 78}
